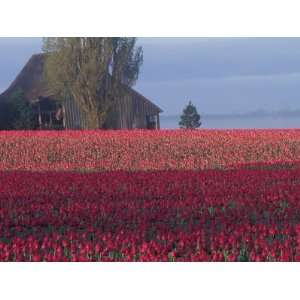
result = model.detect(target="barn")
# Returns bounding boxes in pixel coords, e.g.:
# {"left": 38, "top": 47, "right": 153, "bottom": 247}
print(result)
{"left": 0, "top": 53, "right": 162, "bottom": 130}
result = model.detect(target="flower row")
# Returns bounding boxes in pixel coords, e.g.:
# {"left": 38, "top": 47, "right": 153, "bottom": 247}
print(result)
{"left": 1, "top": 166, "right": 300, "bottom": 261}
{"left": 0, "top": 129, "right": 300, "bottom": 171}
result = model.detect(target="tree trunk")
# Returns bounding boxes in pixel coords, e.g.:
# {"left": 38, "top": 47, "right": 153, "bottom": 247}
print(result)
{"left": 85, "top": 109, "right": 100, "bottom": 129}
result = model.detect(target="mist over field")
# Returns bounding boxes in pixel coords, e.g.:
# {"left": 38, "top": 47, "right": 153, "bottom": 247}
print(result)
{"left": 162, "top": 113, "right": 300, "bottom": 129}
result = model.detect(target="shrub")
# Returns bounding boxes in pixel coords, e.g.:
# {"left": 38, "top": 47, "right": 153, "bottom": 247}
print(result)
{"left": 0, "top": 89, "right": 36, "bottom": 130}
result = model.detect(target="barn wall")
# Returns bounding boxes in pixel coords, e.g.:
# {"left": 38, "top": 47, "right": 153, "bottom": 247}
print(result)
{"left": 63, "top": 90, "right": 161, "bottom": 130}
{"left": 114, "top": 89, "right": 161, "bottom": 129}
{"left": 64, "top": 96, "right": 87, "bottom": 129}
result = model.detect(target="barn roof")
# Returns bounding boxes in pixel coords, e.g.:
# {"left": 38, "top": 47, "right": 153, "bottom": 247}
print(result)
{"left": 0, "top": 53, "right": 163, "bottom": 113}
{"left": 0, "top": 53, "right": 53, "bottom": 101}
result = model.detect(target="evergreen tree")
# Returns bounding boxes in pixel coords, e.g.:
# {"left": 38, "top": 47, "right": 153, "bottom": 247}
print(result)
{"left": 179, "top": 101, "right": 201, "bottom": 129}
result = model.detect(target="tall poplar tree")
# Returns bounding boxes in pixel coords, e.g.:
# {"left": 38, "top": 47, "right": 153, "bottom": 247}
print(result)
{"left": 42, "top": 37, "right": 143, "bottom": 129}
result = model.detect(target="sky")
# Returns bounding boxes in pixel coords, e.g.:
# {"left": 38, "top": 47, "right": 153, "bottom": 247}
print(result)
{"left": 1, "top": 37, "right": 300, "bottom": 116}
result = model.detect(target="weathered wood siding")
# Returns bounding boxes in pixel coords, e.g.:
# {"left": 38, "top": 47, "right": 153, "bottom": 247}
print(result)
{"left": 114, "top": 88, "right": 161, "bottom": 129}
{"left": 64, "top": 87, "right": 161, "bottom": 129}
{"left": 64, "top": 96, "right": 87, "bottom": 129}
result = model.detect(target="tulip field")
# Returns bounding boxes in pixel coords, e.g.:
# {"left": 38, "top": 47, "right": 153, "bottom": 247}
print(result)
{"left": 1, "top": 129, "right": 300, "bottom": 261}
{"left": 0, "top": 129, "right": 300, "bottom": 171}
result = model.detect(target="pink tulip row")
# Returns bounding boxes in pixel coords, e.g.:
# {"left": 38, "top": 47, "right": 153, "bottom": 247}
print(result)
{"left": 0, "top": 129, "right": 300, "bottom": 171}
